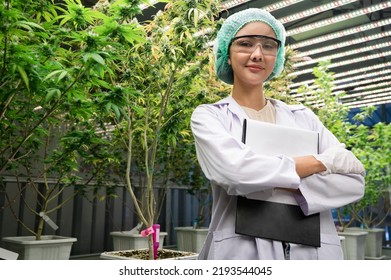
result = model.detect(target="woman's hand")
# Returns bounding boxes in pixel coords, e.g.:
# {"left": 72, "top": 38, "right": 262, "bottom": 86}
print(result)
{"left": 293, "top": 144, "right": 365, "bottom": 178}
{"left": 293, "top": 155, "right": 326, "bottom": 178}
{"left": 313, "top": 145, "right": 365, "bottom": 176}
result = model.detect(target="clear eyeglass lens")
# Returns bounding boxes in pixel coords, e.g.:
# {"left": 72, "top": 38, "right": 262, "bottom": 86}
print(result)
{"left": 231, "top": 36, "right": 279, "bottom": 55}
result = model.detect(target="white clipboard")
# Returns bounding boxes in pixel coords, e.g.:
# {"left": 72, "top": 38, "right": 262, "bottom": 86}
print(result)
{"left": 242, "top": 118, "right": 320, "bottom": 204}
{"left": 242, "top": 118, "right": 319, "bottom": 157}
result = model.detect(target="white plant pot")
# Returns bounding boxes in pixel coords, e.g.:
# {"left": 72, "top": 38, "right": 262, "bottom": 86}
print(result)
{"left": 110, "top": 231, "right": 167, "bottom": 250}
{"left": 100, "top": 248, "right": 198, "bottom": 260}
{"left": 364, "top": 228, "right": 386, "bottom": 259}
{"left": 339, "top": 236, "right": 347, "bottom": 259}
{"left": 343, "top": 227, "right": 386, "bottom": 259}
{"left": 337, "top": 230, "right": 368, "bottom": 260}
{"left": 174, "top": 227, "right": 208, "bottom": 253}
{"left": 1, "top": 235, "right": 77, "bottom": 260}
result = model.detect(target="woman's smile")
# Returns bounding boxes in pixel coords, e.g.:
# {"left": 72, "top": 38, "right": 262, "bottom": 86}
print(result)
{"left": 246, "top": 64, "right": 265, "bottom": 72}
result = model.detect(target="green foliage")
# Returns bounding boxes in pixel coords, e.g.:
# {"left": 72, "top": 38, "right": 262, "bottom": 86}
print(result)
{"left": 265, "top": 46, "right": 299, "bottom": 104}
{"left": 298, "top": 61, "right": 352, "bottom": 142}
{"left": 0, "top": 0, "right": 146, "bottom": 239}
{"left": 349, "top": 122, "right": 391, "bottom": 228}
{"left": 91, "top": 0, "right": 223, "bottom": 257}
{"left": 298, "top": 61, "right": 391, "bottom": 229}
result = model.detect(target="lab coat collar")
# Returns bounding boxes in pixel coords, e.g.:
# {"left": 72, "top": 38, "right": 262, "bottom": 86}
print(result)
{"left": 213, "top": 96, "right": 306, "bottom": 128}
{"left": 215, "top": 96, "right": 246, "bottom": 124}
{"left": 273, "top": 99, "right": 304, "bottom": 128}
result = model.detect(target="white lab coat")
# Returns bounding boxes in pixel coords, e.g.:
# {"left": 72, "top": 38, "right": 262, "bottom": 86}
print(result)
{"left": 190, "top": 96, "right": 365, "bottom": 260}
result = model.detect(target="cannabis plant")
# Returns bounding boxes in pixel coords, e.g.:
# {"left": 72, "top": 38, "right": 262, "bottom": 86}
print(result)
{"left": 0, "top": 0, "right": 145, "bottom": 240}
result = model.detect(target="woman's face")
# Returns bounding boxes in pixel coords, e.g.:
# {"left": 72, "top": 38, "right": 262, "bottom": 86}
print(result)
{"left": 228, "top": 21, "right": 278, "bottom": 87}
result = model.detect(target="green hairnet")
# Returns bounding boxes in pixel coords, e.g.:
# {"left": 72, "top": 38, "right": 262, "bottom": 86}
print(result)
{"left": 214, "top": 8, "right": 286, "bottom": 84}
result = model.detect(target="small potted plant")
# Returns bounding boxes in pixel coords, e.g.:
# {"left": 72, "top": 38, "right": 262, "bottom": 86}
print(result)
{"left": 339, "top": 121, "right": 390, "bottom": 259}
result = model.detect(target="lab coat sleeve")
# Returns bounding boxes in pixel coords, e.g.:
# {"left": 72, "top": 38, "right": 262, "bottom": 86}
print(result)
{"left": 294, "top": 173, "right": 365, "bottom": 215}
{"left": 191, "top": 104, "right": 301, "bottom": 196}
{"left": 292, "top": 107, "right": 365, "bottom": 215}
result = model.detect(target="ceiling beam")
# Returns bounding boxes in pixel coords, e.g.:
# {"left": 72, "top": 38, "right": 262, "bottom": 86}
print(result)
{"left": 294, "top": 41, "right": 391, "bottom": 68}
{"left": 290, "top": 68, "right": 391, "bottom": 95}
{"left": 287, "top": 2, "right": 391, "bottom": 36}
{"left": 279, "top": 0, "right": 358, "bottom": 24}
{"left": 220, "top": 0, "right": 304, "bottom": 11}
{"left": 289, "top": 49, "right": 391, "bottom": 76}
{"left": 290, "top": 18, "right": 391, "bottom": 49}
{"left": 296, "top": 30, "right": 391, "bottom": 57}
{"left": 289, "top": 61, "right": 391, "bottom": 89}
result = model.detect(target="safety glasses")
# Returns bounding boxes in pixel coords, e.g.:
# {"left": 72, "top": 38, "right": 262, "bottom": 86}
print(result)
{"left": 230, "top": 35, "right": 281, "bottom": 56}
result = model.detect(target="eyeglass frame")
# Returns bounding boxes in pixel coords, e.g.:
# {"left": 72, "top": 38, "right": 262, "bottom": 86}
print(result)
{"left": 229, "top": 35, "right": 282, "bottom": 55}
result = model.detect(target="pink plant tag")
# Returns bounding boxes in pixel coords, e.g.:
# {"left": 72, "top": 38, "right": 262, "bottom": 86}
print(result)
{"left": 140, "top": 227, "right": 154, "bottom": 237}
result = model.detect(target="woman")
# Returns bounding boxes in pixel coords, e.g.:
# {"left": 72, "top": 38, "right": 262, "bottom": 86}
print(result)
{"left": 190, "top": 8, "right": 365, "bottom": 260}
